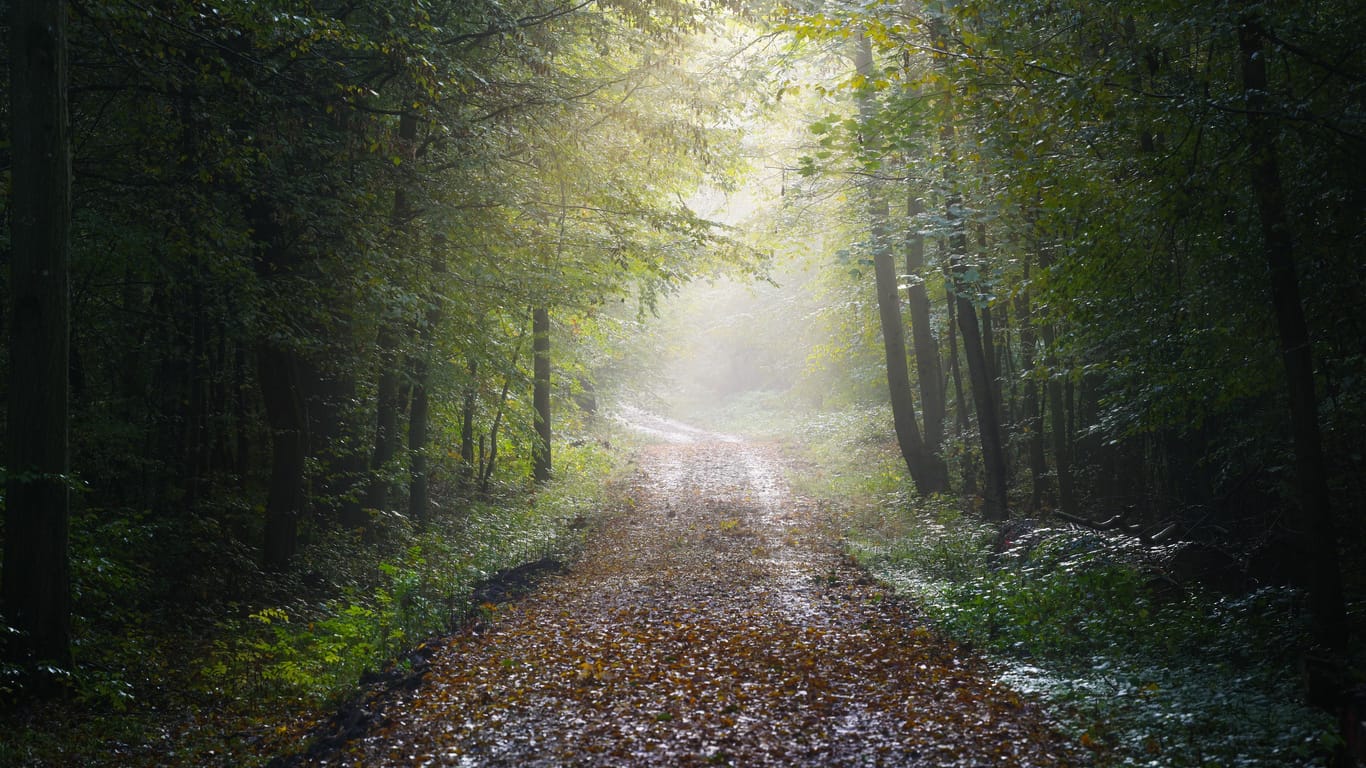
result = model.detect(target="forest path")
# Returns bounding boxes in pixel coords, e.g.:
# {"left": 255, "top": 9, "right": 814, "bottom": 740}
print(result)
{"left": 294, "top": 409, "right": 1078, "bottom": 766}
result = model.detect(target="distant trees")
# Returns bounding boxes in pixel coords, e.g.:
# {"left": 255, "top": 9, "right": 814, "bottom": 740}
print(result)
{"left": 781, "top": 0, "right": 1364, "bottom": 650}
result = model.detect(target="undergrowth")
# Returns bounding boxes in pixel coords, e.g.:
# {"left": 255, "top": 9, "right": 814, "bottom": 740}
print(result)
{"left": 0, "top": 440, "right": 615, "bottom": 768}
{"left": 851, "top": 498, "right": 1338, "bottom": 766}
{"left": 700, "top": 396, "right": 1344, "bottom": 768}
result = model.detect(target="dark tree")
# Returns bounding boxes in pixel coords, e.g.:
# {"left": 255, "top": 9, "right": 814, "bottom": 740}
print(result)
{"left": 857, "top": 31, "right": 948, "bottom": 494}
{"left": 4, "top": 0, "right": 73, "bottom": 671}
{"left": 1237, "top": 17, "right": 1346, "bottom": 653}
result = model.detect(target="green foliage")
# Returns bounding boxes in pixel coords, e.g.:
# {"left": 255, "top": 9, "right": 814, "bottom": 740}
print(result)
{"left": 197, "top": 442, "right": 610, "bottom": 705}
{"left": 846, "top": 475, "right": 1339, "bottom": 767}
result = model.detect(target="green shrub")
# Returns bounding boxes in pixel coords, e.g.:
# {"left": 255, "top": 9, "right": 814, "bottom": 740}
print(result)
{"left": 849, "top": 505, "right": 1340, "bottom": 766}
{"left": 195, "top": 439, "right": 612, "bottom": 707}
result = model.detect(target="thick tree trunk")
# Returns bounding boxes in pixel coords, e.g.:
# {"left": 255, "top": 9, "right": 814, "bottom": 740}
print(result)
{"left": 1238, "top": 19, "right": 1346, "bottom": 653}
{"left": 532, "top": 306, "right": 552, "bottom": 483}
{"left": 875, "top": 216, "right": 948, "bottom": 494}
{"left": 4, "top": 0, "right": 72, "bottom": 672}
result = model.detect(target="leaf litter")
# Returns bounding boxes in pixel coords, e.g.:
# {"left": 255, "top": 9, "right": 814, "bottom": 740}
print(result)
{"left": 279, "top": 418, "right": 1083, "bottom": 767}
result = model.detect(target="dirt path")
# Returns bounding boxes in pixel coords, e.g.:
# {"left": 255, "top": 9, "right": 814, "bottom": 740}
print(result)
{"left": 293, "top": 411, "right": 1080, "bottom": 766}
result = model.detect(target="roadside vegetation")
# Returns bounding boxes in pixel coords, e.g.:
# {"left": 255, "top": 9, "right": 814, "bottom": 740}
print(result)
{"left": 680, "top": 395, "right": 1348, "bottom": 768}
{"left": 0, "top": 440, "right": 614, "bottom": 768}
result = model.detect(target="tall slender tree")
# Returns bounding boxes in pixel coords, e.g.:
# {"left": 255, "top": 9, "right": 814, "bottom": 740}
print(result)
{"left": 855, "top": 30, "right": 948, "bottom": 494}
{"left": 930, "top": 4, "right": 1008, "bottom": 520}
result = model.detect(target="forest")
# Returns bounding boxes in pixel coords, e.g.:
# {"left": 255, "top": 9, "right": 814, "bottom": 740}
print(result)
{"left": 3, "top": 0, "right": 1364, "bottom": 765}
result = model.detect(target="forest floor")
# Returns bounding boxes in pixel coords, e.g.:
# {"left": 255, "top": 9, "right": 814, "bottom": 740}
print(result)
{"left": 276, "top": 410, "right": 1083, "bottom": 767}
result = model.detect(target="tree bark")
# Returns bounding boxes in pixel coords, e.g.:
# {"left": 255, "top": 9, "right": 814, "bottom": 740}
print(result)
{"left": 1015, "top": 252, "right": 1050, "bottom": 511}
{"left": 875, "top": 217, "right": 949, "bottom": 494}
{"left": 532, "top": 306, "right": 552, "bottom": 483}
{"left": 905, "top": 192, "right": 946, "bottom": 453}
{"left": 1238, "top": 18, "right": 1346, "bottom": 653}
{"left": 4, "top": 0, "right": 72, "bottom": 672}
{"left": 976, "top": 223, "right": 1007, "bottom": 436}
{"left": 257, "top": 343, "right": 307, "bottom": 571}
{"left": 1039, "top": 318, "right": 1076, "bottom": 517}
{"left": 855, "top": 32, "right": 948, "bottom": 494}
{"left": 246, "top": 185, "right": 308, "bottom": 569}
{"left": 407, "top": 258, "right": 444, "bottom": 524}
{"left": 945, "top": 279, "right": 976, "bottom": 498}
{"left": 461, "top": 356, "right": 478, "bottom": 485}
{"left": 932, "top": 12, "right": 1008, "bottom": 520}
{"left": 950, "top": 277, "right": 1009, "bottom": 520}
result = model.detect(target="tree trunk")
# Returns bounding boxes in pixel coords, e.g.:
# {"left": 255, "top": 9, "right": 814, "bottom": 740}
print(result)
{"left": 1015, "top": 253, "right": 1050, "bottom": 511}
{"left": 951, "top": 280, "right": 1009, "bottom": 520}
{"left": 532, "top": 306, "right": 552, "bottom": 483}
{"left": 1039, "top": 319, "right": 1076, "bottom": 517}
{"left": 461, "top": 356, "right": 478, "bottom": 485}
{"left": 1238, "top": 18, "right": 1346, "bottom": 653}
{"left": 857, "top": 31, "right": 948, "bottom": 494}
{"left": 945, "top": 279, "right": 976, "bottom": 498}
{"left": 482, "top": 360, "right": 519, "bottom": 491}
{"left": 257, "top": 342, "right": 306, "bottom": 571}
{"left": 976, "top": 223, "right": 1007, "bottom": 436}
{"left": 364, "top": 111, "right": 420, "bottom": 515}
{"left": 407, "top": 259, "right": 443, "bottom": 524}
{"left": 933, "top": 13, "right": 1008, "bottom": 520}
{"left": 4, "top": 0, "right": 72, "bottom": 672}
{"left": 875, "top": 216, "right": 948, "bottom": 494}
{"left": 407, "top": 358, "right": 432, "bottom": 523}
{"left": 905, "top": 191, "right": 946, "bottom": 453}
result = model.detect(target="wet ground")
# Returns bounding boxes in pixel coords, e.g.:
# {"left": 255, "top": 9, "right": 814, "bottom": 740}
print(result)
{"left": 290, "top": 410, "right": 1081, "bottom": 766}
